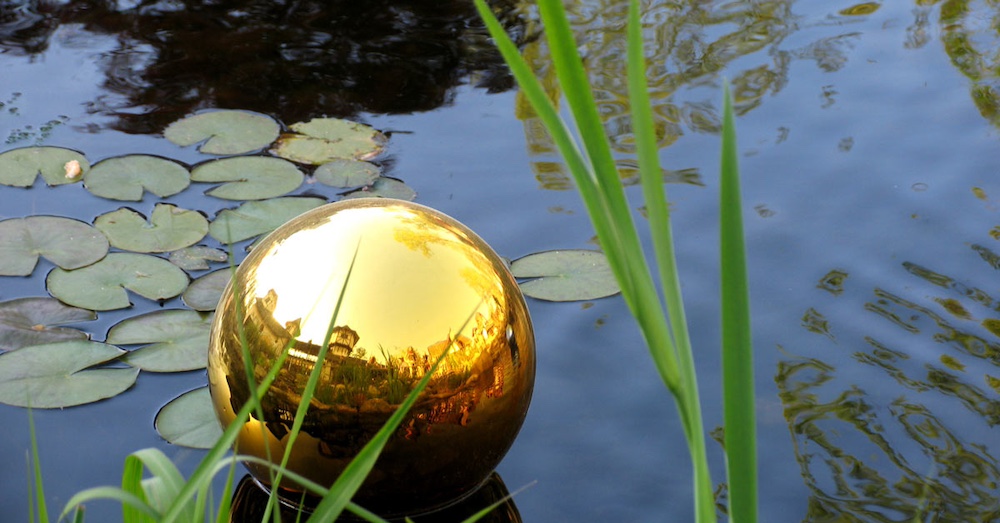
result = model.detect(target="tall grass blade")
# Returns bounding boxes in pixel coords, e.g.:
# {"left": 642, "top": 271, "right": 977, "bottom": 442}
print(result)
{"left": 624, "top": 1, "right": 715, "bottom": 520}
{"left": 719, "top": 82, "right": 757, "bottom": 523}
{"left": 28, "top": 408, "right": 49, "bottom": 523}
{"left": 120, "top": 454, "right": 152, "bottom": 523}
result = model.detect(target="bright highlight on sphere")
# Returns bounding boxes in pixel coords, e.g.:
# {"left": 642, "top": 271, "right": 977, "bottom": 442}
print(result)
{"left": 207, "top": 198, "right": 535, "bottom": 516}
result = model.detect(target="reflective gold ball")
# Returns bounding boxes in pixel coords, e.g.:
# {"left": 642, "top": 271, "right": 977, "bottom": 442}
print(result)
{"left": 207, "top": 198, "right": 535, "bottom": 516}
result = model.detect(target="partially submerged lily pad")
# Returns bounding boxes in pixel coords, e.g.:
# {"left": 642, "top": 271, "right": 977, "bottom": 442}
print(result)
{"left": 84, "top": 155, "right": 190, "bottom": 201}
{"left": 182, "top": 269, "right": 232, "bottom": 311}
{"left": 209, "top": 196, "right": 326, "bottom": 244}
{"left": 46, "top": 253, "right": 189, "bottom": 311}
{"left": 191, "top": 156, "right": 304, "bottom": 200}
{"left": 0, "top": 340, "right": 139, "bottom": 408}
{"left": 342, "top": 177, "right": 416, "bottom": 201}
{"left": 110, "top": 310, "right": 213, "bottom": 372}
{"left": 270, "top": 117, "right": 386, "bottom": 165}
{"left": 0, "top": 216, "right": 109, "bottom": 276}
{"left": 94, "top": 204, "right": 208, "bottom": 253}
{"left": 164, "top": 110, "right": 281, "bottom": 155}
{"left": 0, "top": 146, "right": 90, "bottom": 187}
{"left": 0, "top": 297, "right": 96, "bottom": 351}
{"left": 154, "top": 387, "right": 222, "bottom": 449}
{"left": 169, "top": 246, "right": 228, "bottom": 271}
{"left": 511, "top": 250, "right": 621, "bottom": 301}
{"left": 314, "top": 159, "right": 381, "bottom": 188}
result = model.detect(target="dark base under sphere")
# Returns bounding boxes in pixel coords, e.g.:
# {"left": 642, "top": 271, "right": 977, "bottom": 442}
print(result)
{"left": 207, "top": 198, "right": 535, "bottom": 516}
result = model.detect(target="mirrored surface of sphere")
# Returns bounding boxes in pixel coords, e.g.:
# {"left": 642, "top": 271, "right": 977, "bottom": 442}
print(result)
{"left": 207, "top": 198, "right": 535, "bottom": 516}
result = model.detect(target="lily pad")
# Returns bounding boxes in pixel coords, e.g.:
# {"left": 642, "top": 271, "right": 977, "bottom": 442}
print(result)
{"left": 342, "top": 177, "right": 416, "bottom": 201}
{"left": 0, "top": 216, "right": 109, "bottom": 276}
{"left": 0, "top": 297, "right": 96, "bottom": 351}
{"left": 182, "top": 269, "right": 232, "bottom": 311}
{"left": 209, "top": 197, "right": 326, "bottom": 244}
{"left": 511, "top": 250, "right": 621, "bottom": 302}
{"left": 155, "top": 387, "right": 222, "bottom": 449}
{"left": 0, "top": 340, "right": 139, "bottom": 408}
{"left": 169, "top": 246, "right": 228, "bottom": 271}
{"left": 270, "top": 118, "right": 386, "bottom": 165}
{"left": 94, "top": 204, "right": 208, "bottom": 253}
{"left": 84, "top": 155, "right": 190, "bottom": 201}
{"left": 314, "top": 159, "right": 381, "bottom": 188}
{"left": 46, "top": 253, "right": 189, "bottom": 311}
{"left": 191, "top": 156, "right": 304, "bottom": 200}
{"left": 164, "top": 110, "right": 281, "bottom": 155}
{"left": 0, "top": 146, "right": 90, "bottom": 187}
{"left": 110, "top": 310, "right": 213, "bottom": 372}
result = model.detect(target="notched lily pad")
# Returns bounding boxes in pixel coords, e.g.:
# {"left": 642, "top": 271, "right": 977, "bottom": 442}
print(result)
{"left": 0, "top": 297, "right": 96, "bottom": 351}
{"left": 155, "top": 387, "right": 222, "bottom": 449}
{"left": 84, "top": 155, "right": 190, "bottom": 201}
{"left": 46, "top": 253, "right": 189, "bottom": 311}
{"left": 511, "top": 250, "right": 620, "bottom": 301}
{"left": 0, "top": 146, "right": 90, "bottom": 187}
{"left": 209, "top": 196, "right": 326, "bottom": 244}
{"left": 0, "top": 340, "right": 138, "bottom": 408}
{"left": 342, "top": 177, "right": 416, "bottom": 201}
{"left": 191, "top": 156, "right": 304, "bottom": 200}
{"left": 169, "top": 246, "right": 228, "bottom": 271}
{"left": 0, "top": 216, "right": 109, "bottom": 276}
{"left": 182, "top": 269, "right": 232, "bottom": 311}
{"left": 270, "top": 118, "right": 386, "bottom": 165}
{"left": 94, "top": 204, "right": 208, "bottom": 253}
{"left": 110, "top": 309, "right": 213, "bottom": 372}
{"left": 164, "top": 110, "right": 281, "bottom": 155}
{"left": 314, "top": 159, "right": 381, "bottom": 188}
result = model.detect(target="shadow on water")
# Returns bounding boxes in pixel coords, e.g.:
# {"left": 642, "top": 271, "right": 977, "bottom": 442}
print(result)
{"left": 0, "top": 0, "right": 528, "bottom": 133}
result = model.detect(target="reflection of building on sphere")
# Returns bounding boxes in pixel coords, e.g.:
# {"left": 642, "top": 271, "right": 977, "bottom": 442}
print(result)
{"left": 207, "top": 198, "right": 535, "bottom": 516}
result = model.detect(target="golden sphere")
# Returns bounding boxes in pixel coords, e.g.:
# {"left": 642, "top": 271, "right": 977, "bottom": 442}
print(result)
{"left": 207, "top": 198, "right": 535, "bottom": 516}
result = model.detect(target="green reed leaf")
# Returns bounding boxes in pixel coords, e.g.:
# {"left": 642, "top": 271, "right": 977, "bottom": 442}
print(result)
{"left": 719, "top": 81, "right": 757, "bottom": 523}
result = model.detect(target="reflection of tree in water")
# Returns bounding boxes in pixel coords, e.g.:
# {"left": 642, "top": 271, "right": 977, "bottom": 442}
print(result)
{"left": 778, "top": 244, "right": 1000, "bottom": 521}
{"left": 909, "top": 0, "right": 1000, "bottom": 128}
{"left": 0, "top": 0, "right": 526, "bottom": 133}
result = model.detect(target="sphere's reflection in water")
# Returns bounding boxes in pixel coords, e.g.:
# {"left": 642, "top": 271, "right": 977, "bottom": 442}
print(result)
{"left": 229, "top": 473, "right": 523, "bottom": 522}
{"left": 207, "top": 198, "right": 535, "bottom": 516}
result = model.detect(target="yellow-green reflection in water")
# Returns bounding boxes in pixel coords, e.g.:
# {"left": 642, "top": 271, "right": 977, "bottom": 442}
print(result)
{"left": 207, "top": 198, "right": 535, "bottom": 516}
{"left": 778, "top": 244, "right": 1000, "bottom": 520}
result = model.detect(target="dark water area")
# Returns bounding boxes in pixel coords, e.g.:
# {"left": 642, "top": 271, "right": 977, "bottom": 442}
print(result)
{"left": 3, "top": 0, "right": 1000, "bottom": 521}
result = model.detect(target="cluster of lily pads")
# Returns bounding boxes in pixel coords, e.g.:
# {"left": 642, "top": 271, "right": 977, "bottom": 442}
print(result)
{"left": 0, "top": 109, "right": 619, "bottom": 448}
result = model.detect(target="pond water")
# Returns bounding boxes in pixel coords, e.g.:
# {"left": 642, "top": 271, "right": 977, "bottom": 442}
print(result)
{"left": 2, "top": 0, "right": 1000, "bottom": 521}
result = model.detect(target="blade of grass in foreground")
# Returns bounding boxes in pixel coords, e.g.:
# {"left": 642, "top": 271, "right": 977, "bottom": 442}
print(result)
{"left": 623, "top": 0, "right": 715, "bottom": 520}
{"left": 719, "top": 82, "right": 757, "bottom": 523}
{"left": 28, "top": 408, "right": 49, "bottom": 523}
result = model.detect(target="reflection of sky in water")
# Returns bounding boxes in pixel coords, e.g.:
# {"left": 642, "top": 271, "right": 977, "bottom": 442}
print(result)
{"left": 251, "top": 206, "right": 494, "bottom": 356}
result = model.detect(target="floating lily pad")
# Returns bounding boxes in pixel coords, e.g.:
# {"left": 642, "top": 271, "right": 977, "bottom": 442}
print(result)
{"left": 110, "top": 310, "right": 213, "bottom": 372}
{"left": 169, "top": 246, "right": 228, "bottom": 271}
{"left": 182, "top": 269, "right": 232, "bottom": 311}
{"left": 342, "top": 177, "right": 416, "bottom": 201}
{"left": 0, "top": 340, "right": 139, "bottom": 408}
{"left": 46, "top": 253, "right": 189, "bottom": 311}
{"left": 0, "top": 297, "right": 96, "bottom": 351}
{"left": 191, "top": 156, "right": 304, "bottom": 200}
{"left": 94, "top": 204, "right": 208, "bottom": 253}
{"left": 314, "top": 159, "right": 381, "bottom": 188}
{"left": 0, "top": 216, "right": 109, "bottom": 276}
{"left": 0, "top": 146, "right": 90, "bottom": 187}
{"left": 270, "top": 118, "right": 386, "bottom": 165}
{"left": 209, "top": 197, "right": 326, "bottom": 244}
{"left": 84, "top": 155, "right": 190, "bottom": 201}
{"left": 155, "top": 387, "right": 222, "bottom": 449}
{"left": 511, "top": 250, "right": 621, "bottom": 301}
{"left": 164, "top": 110, "right": 281, "bottom": 155}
